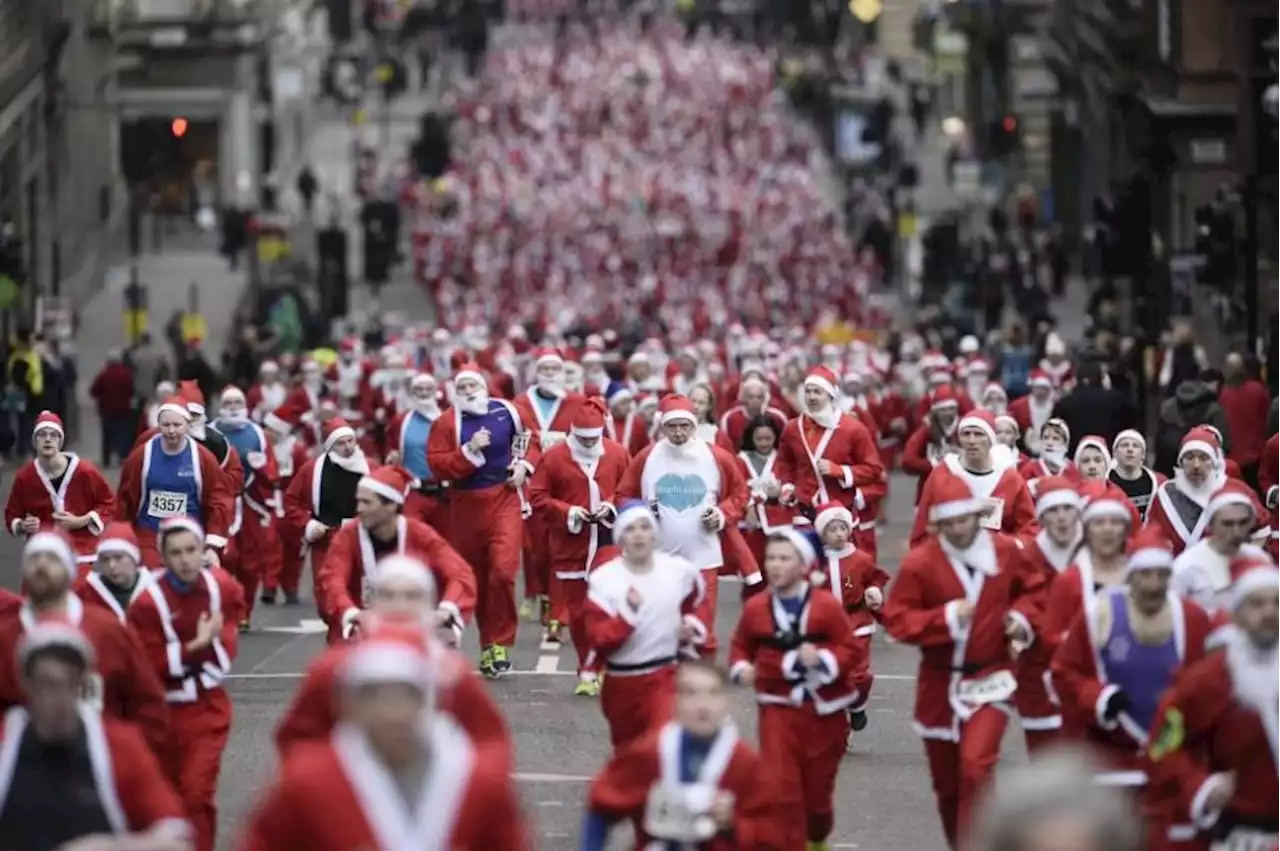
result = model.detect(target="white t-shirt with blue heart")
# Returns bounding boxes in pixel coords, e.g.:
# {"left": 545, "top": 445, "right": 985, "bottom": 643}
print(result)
{"left": 641, "top": 439, "right": 723, "bottom": 570}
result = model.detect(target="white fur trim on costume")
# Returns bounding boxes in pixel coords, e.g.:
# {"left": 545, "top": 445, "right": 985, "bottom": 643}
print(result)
{"left": 707, "top": 507, "right": 726, "bottom": 533}
{"left": 958, "top": 414, "right": 996, "bottom": 444}
{"left": 681, "top": 614, "right": 708, "bottom": 646}
{"left": 453, "top": 369, "right": 486, "bottom": 388}
{"left": 85, "top": 512, "right": 105, "bottom": 536}
{"left": 324, "top": 426, "right": 357, "bottom": 452}
{"left": 1095, "top": 684, "right": 1122, "bottom": 730}
{"left": 770, "top": 527, "right": 816, "bottom": 566}
{"left": 263, "top": 412, "right": 290, "bottom": 434}
{"left": 571, "top": 426, "right": 604, "bottom": 439}
{"left": 840, "top": 466, "right": 855, "bottom": 489}
{"left": 1112, "top": 429, "right": 1146, "bottom": 450}
{"left": 157, "top": 402, "right": 190, "bottom": 420}
{"left": 95, "top": 538, "right": 141, "bottom": 565}
{"left": 812, "top": 648, "right": 840, "bottom": 685}
{"left": 24, "top": 531, "right": 75, "bottom": 576}
{"left": 1189, "top": 772, "right": 1232, "bottom": 828}
{"left": 1127, "top": 547, "right": 1174, "bottom": 573}
{"left": 943, "top": 600, "right": 971, "bottom": 641}
{"left": 803, "top": 374, "right": 838, "bottom": 399}
{"left": 613, "top": 503, "right": 655, "bottom": 539}
{"left": 358, "top": 476, "right": 406, "bottom": 505}
{"left": 340, "top": 644, "right": 431, "bottom": 689}
{"left": 1177, "top": 440, "right": 1217, "bottom": 463}
{"left": 814, "top": 505, "right": 854, "bottom": 535}
{"left": 1006, "top": 609, "right": 1034, "bottom": 648}
{"left": 661, "top": 410, "right": 697, "bottom": 426}
{"left": 780, "top": 649, "right": 806, "bottom": 681}
{"left": 32, "top": 421, "right": 63, "bottom": 440}
{"left": 728, "top": 660, "right": 753, "bottom": 684}
{"left": 932, "top": 498, "right": 983, "bottom": 522}
{"left": 304, "top": 519, "right": 329, "bottom": 543}
{"left": 436, "top": 600, "right": 462, "bottom": 626}
{"left": 1029, "top": 373, "right": 1053, "bottom": 389}
{"left": 8, "top": 518, "right": 22, "bottom": 536}
{"left": 1230, "top": 567, "right": 1280, "bottom": 611}
{"left": 567, "top": 507, "right": 588, "bottom": 534}
{"left": 1036, "top": 488, "right": 1080, "bottom": 515}
{"left": 1206, "top": 490, "right": 1255, "bottom": 521}
{"left": 1082, "top": 499, "right": 1131, "bottom": 524}
{"left": 534, "top": 351, "right": 564, "bottom": 368}
{"left": 742, "top": 571, "right": 763, "bottom": 586}
{"left": 204, "top": 534, "right": 227, "bottom": 550}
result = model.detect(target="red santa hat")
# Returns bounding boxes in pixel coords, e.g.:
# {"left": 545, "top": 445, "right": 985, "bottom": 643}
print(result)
{"left": 957, "top": 410, "right": 998, "bottom": 445}
{"left": 930, "top": 385, "right": 960, "bottom": 411}
{"left": 178, "top": 381, "right": 205, "bottom": 415}
{"left": 814, "top": 502, "right": 855, "bottom": 536}
{"left": 1112, "top": 429, "right": 1146, "bottom": 454}
{"left": 323, "top": 417, "right": 357, "bottom": 452}
{"left": 606, "top": 385, "right": 634, "bottom": 409}
{"left": 1126, "top": 526, "right": 1175, "bottom": 573}
{"left": 371, "top": 554, "right": 437, "bottom": 597}
{"left": 219, "top": 385, "right": 246, "bottom": 406}
{"left": 1035, "top": 476, "right": 1081, "bottom": 516}
{"left": 1041, "top": 417, "right": 1071, "bottom": 444}
{"left": 18, "top": 622, "right": 95, "bottom": 671}
{"left": 627, "top": 351, "right": 650, "bottom": 366}
{"left": 23, "top": 530, "right": 76, "bottom": 579}
{"left": 658, "top": 394, "right": 697, "bottom": 426}
{"left": 1177, "top": 427, "right": 1222, "bottom": 466}
{"left": 929, "top": 476, "right": 983, "bottom": 522}
{"left": 1205, "top": 480, "right": 1258, "bottom": 523}
{"left": 156, "top": 395, "right": 191, "bottom": 421}
{"left": 95, "top": 522, "right": 141, "bottom": 565}
{"left": 339, "top": 623, "right": 433, "bottom": 690}
{"left": 32, "top": 410, "right": 64, "bottom": 443}
{"left": 158, "top": 516, "right": 205, "bottom": 547}
{"left": 768, "top": 527, "right": 818, "bottom": 567}
{"left": 803, "top": 366, "right": 839, "bottom": 399}
{"left": 995, "top": 413, "right": 1019, "bottom": 435}
{"left": 533, "top": 347, "right": 564, "bottom": 369}
{"left": 259, "top": 359, "right": 279, "bottom": 375}
{"left": 613, "top": 501, "right": 656, "bottom": 539}
{"left": 264, "top": 402, "right": 302, "bottom": 436}
{"left": 358, "top": 466, "right": 416, "bottom": 505}
{"left": 1029, "top": 370, "right": 1053, "bottom": 390}
{"left": 571, "top": 398, "right": 608, "bottom": 439}
{"left": 968, "top": 358, "right": 990, "bottom": 375}
{"left": 409, "top": 372, "right": 437, "bottom": 389}
{"left": 1073, "top": 435, "right": 1112, "bottom": 467}
{"left": 452, "top": 362, "right": 487, "bottom": 388}
{"left": 339, "top": 337, "right": 360, "bottom": 354}
{"left": 1229, "top": 560, "right": 1280, "bottom": 612}
{"left": 1078, "top": 480, "right": 1137, "bottom": 527}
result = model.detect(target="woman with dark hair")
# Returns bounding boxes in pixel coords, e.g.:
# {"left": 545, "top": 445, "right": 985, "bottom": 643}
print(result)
{"left": 735, "top": 414, "right": 794, "bottom": 577}
{"left": 689, "top": 382, "right": 736, "bottom": 453}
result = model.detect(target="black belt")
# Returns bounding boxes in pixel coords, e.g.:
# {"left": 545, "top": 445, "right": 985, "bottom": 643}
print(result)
{"left": 606, "top": 655, "right": 677, "bottom": 673}
{"left": 1212, "top": 812, "right": 1280, "bottom": 839}
{"left": 417, "top": 482, "right": 448, "bottom": 497}
{"left": 761, "top": 632, "right": 830, "bottom": 652}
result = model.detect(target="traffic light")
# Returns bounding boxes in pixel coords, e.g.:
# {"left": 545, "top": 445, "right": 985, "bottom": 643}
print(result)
{"left": 988, "top": 115, "right": 1021, "bottom": 158}
{"left": 375, "top": 57, "right": 407, "bottom": 100}
{"left": 171, "top": 117, "right": 188, "bottom": 138}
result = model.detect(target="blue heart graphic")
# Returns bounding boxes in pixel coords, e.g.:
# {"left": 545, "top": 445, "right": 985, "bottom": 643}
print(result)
{"left": 654, "top": 473, "right": 709, "bottom": 513}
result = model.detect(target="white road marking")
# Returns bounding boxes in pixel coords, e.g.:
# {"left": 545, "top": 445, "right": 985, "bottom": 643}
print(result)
{"left": 227, "top": 670, "right": 916, "bottom": 681}
{"left": 258, "top": 619, "right": 327, "bottom": 635}
{"left": 515, "top": 772, "right": 592, "bottom": 782}
{"left": 539, "top": 639, "right": 561, "bottom": 652}
{"left": 534, "top": 655, "right": 561, "bottom": 673}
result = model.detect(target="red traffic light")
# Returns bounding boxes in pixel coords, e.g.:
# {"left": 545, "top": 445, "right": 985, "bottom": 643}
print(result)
{"left": 171, "top": 118, "right": 189, "bottom": 138}
{"left": 1001, "top": 115, "right": 1018, "bottom": 133}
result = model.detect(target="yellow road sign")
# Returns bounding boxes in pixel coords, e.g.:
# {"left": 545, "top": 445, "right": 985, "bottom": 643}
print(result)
{"left": 850, "top": 0, "right": 882, "bottom": 24}
{"left": 898, "top": 213, "right": 918, "bottom": 239}
{"left": 124, "top": 309, "right": 148, "bottom": 345}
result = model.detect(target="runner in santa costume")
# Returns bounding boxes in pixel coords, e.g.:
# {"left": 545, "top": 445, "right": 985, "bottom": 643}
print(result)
{"left": 718, "top": 372, "right": 789, "bottom": 449}
{"left": 1170, "top": 480, "right": 1268, "bottom": 615}
{"left": 0, "top": 623, "right": 190, "bottom": 844}
{"left": 115, "top": 395, "right": 234, "bottom": 568}
{"left": 513, "top": 347, "right": 585, "bottom": 624}
{"left": 1144, "top": 564, "right": 1278, "bottom": 850}
{"left": 1009, "top": 370, "right": 1058, "bottom": 457}
{"left": 75, "top": 522, "right": 157, "bottom": 623}
{"left": 1073, "top": 434, "right": 1113, "bottom": 483}
{"left": 1051, "top": 526, "right": 1212, "bottom": 851}
{"left": 812, "top": 502, "right": 890, "bottom": 745}
{"left": 0, "top": 531, "right": 169, "bottom": 755}
{"left": 126, "top": 517, "right": 243, "bottom": 851}
{"left": 317, "top": 466, "right": 476, "bottom": 646}
{"left": 604, "top": 386, "right": 651, "bottom": 456}
{"left": 138, "top": 379, "right": 175, "bottom": 437}
{"left": 902, "top": 386, "right": 962, "bottom": 503}
{"left": 882, "top": 476, "right": 1044, "bottom": 849}
{"left": 994, "top": 413, "right": 1029, "bottom": 467}
{"left": 284, "top": 356, "right": 330, "bottom": 426}
{"left": 135, "top": 383, "right": 246, "bottom": 488}
{"left": 426, "top": 363, "right": 541, "bottom": 678}
{"left": 527, "top": 398, "right": 629, "bottom": 694}
{"left": 727, "top": 527, "right": 859, "bottom": 850}
{"left": 1109, "top": 429, "right": 1166, "bottom": 521}
{"left": 260, "top": 402, "right": 311, "bottom": 603}
{"left": 910, "top": 409, "right": 1036, "bottom": 546}
{"left": 1148, "top": 427, "right": 1260, "bottom": 557}
{"left": 5, "top": 410, "right": 115, "bottom": 574}
{"left": 775, "top": 366, "right": 886, "bottom": 558}
{"left": 1260, "top": 432, "right": 1279, "bottom": 497}
{"left": 283, "top": 417, "right": 369, "bottom": 620}
{"left": 1017, "top": 417, "right": 1080, "bottom": 496}
{"left": 737, "top": 414, "right": 795, "bottom": 575}
{"left": 581, "top": 660, "right": 782, "bottom": 851}
{"left": 243, "top": 625, "right": 528, "bottom": 851}
{"left": 689, "top": 383, "right": 737, "bottom": 454}
{"left": 325, "top": 338, "right": 374, "bottom": 428}
{"left": 616, "top": 394, "right": 756, "bottom": 654}
{"left": 584, "top": 502, "right": 710, "bottom": 750}
{"left": 1013, "top": 476, "right": 1082, "bottom": 752}
{"left": 244, "top": 359, "right": 289, "bottom": 424}
{"left": 384, "top": 372, "right": 448, "bottom": 530}
{"left": 213, "top": 385, "right": 281, "bottom": 624}
{"left": 275, "top": 560, "right": 511, "bottom": 768}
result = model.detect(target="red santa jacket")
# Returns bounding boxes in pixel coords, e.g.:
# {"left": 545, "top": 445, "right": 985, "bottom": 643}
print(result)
{"left": 815, "top": 545, "right": 891, "bottom": 638}
{"left": 1147, "top": 477, "right": 1271, "bottom": 557}
{"left": 868, "top": 390, "right": 911, "bottom": 448}
{"left": 316, "top": 516, "right": 477, "bottom": 631}
{"left": 127, "top": 567, "right": 243, "bottom": 707}
{"left": 75, "top": 569, "right": 158, "bottom": 624}
{"left": 718, "top": 403, "right": 789, "bottom": 450}
{"left": 1013, "top": 530, "right": 1081, "bottom": 728}
{"left": 1017, "top": 458, "right": 1081, "bottom": 496}
{"left": 909, "top": 457, "right": 1037, "bottom": 546}
{"left": 0, "top": 707, "right": 188, "bottom": 835}
{"left": 606, "top": 412, "right": 651, "bottom": 457}
{"left": 425, "top": 401, "right": 543, "bottom": 487}
{"left": 1144, "top": 649, "right": 1279, "bottom": 835}
{"left": 587, "top": 722, "right": 783, "bottom": 850}
{"left": 527, "top": 439, "right": 631, "bottom": 574}
{"left": 245, "top": 382, "right": 290, "bottom": 423}
{"left": 0, "top": 595, "right": 170, "bottom": 755}
{"left": 243, "top": 722, "right": 528, "bottom": 851}
{"left": 1051, "top": 591, "right": 1210, "bottom": 773}
{"left": 882, "top": 532, "right": 1046, "bottom": 740}
{"left": 274, "top": 633, "right": 512, "bottom": 769}
{"left": 512, "top": 389, "right": 584, "bottom": 449}
{"left": 1259, "top": 433, "right": 1279, "bottom": 499}
{"left": 902, "top": 425, "right": 956, "bottom": 503}
{"left": 728, "top": 585, "right": 861, "bottom": 714}
{"left": 272, "top": 434, "right": 310, "bottom": 496}
{"left": 774, "top": 412, "right": 886, "bottom": 514}
{"left": 115, "top": 436, "right": 236, "bottom": 554}
{"left": 1008, "top": 395, "right": 1056, "bottom": 454}
{"left": 5, "top": 454, "right": 115, "bottom": 566}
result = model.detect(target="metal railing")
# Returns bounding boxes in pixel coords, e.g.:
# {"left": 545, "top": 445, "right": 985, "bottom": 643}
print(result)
{"left": 92, "top": 0, "right": 260, "bottom": 28}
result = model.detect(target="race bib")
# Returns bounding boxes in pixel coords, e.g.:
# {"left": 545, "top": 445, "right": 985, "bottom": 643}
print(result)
{"left": 1214, "top": 830, "right": 1279, "bottom": 851}
{"left": 644, "top": 784, "right": 717, "bottom": 843}
{"left": 957, "top": 669, "right": 1018, "bottom": 707}
{"left": 147, "top": 490, "right": 188, "bottom": 519}
{"left": 83, "top": 672, "right": 105, "bottom": 712}
{"left": 542, "top": 430, "right": 567, "bottom": 448}
{"left": 979, "top": 497, "right": 1005, "bottom": 531}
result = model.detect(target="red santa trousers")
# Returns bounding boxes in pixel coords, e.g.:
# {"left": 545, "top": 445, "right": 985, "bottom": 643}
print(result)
{"left": 228, "top": 517, "right": 280, "bottom": 620}
{"left": 600, "top": 664, "right": 676, "bottom": 749}
{"left": 850, "top": 634, "right": 874, "bottom": 713}
{"left": 404, "top": 491, "right": 449, "bottom": 531}
{"left": 163, "top": 692, "right": 232, "bottom": 851}
{"left": 521, "top": 512, "right": 551, "bottom": 602}
{"left": 446, "top": 484, "right": 522, "bottom": 647}
{"left": 266, "top": 521, "right": 304, "bottom": 595}
{"left": 549, "top": 568, "right": 600, "bottom": 676}
{"left": 922, "top": 705, "right": 1009, "bottom": 850}
{"left": 757, "top": 702, "right": 849, "bottom": 845}
{"left": 135, "top": 529, "right": 166, "bottom": 570}
{"left": 854, "top": 527, "right": 879, "bottom": 561}
{"left": 698, "top": 568, "right": 721, "bottom": 659}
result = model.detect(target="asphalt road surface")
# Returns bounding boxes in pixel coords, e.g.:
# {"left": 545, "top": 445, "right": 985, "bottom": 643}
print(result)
{"left": 0, "top": 468, "right": 1030, "bottom": 850}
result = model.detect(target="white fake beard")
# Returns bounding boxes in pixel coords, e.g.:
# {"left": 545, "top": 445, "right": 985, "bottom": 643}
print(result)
{"left": 188, "top": 420, "right": 207, "bottom": 441}
{"left": 984, "top": 400, "right": 1008, "bottom": 416}
{"left": 537, "top": 378, "right": 567, "bottom": 399}
{"left": 1041, "top": 446, "right": 1067, "bottom": 468}
{"left": 1225, "top": 629, "right": 1280, "bottom": 758}
{"left": 807, "top": 404, "right": 839, "bottom": 430}
{"left": 584, "top": 368, "right": 608, "bottom": 388}
{"left": 330, "top": 448, "right": 369, "bottom": 475}
{"left": 460, "top": 391, "right": 490, "bottom": 416}
{"left": 261, "top": 383, "right": 287, "bottom": 409}
{"left": 217, "top": 412, "right": 250, "bottom": 427}
{"left": 664, "top": 437, "right": 695, "bottom": 458}
{"left": 569, "top": 435, "right": 603, "bottom": 463}
{"left": 1174, "top": 468, "right": 1223, "bottom": 506}
{"left": 412, "top": 398, "right": 440, "bottom": 419}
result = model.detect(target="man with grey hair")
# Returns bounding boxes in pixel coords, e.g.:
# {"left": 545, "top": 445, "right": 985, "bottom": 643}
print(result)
{"left": 970, "top": 748, "right": 1144, "bottom": 851}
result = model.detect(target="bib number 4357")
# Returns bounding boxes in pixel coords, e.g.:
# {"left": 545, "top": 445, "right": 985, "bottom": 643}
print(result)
{"left": 147, "top": 490, "right": 188, "bottom": 519}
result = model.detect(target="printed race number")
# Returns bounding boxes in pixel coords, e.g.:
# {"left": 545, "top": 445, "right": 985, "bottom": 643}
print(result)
{"left": 147, "top": 491, "right": 189, "bottom": 519}
{"left": 644, "top": 785, "right": 716, "bottom": 842}
{"left": 979, "top": 497, "right": 1005, "bottom": 531}
{"left": 957, "top": 669, "right": 1017, "bottom": 707}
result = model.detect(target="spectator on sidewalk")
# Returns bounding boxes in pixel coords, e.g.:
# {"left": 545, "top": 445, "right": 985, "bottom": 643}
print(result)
{"left": 994, "top": 323, "right": 1033, "bottom": 399}
{"left": 1154, "top": 370, "right": 1232, "bottom": 475}
{"left": 125, "top": 333, "right": 169, "bottom": 417}
{"left": 296, "top": 166, "right": 318, "bottom": 216}
{"left": 176, "top": 340, "right": 219, "bottom": 405}
{"left": 89, "top": 350, "right": 137, "bottom": 466}
{"left": 1156, "top": 321, "right": 1208, "bottom": 397}
{"left": 1051, "top": 361, "right": 1131, "bottom": 452}
{"left": 1219, "top": 351, "right": 1274, "bottom": 491}
{"left": 5, "top": 328, "right": 44, "bottom": 452}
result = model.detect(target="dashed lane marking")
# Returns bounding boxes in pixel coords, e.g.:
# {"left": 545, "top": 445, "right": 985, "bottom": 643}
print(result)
{"left": 534, "top": 655, "right": 561, "bottom": 673}
{"left": 225, "top": 671, "right": 915, "bottom": 681}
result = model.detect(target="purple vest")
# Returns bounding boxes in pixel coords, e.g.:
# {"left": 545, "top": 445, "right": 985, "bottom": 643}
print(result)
{"left": 1098, "top": 588, "right": 1180, "bottom": 732}
{"left": 457, "top": 401, "right": 518, "bottom": 490}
